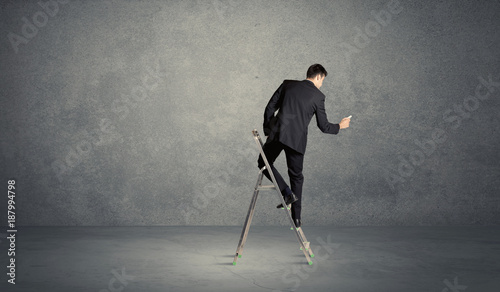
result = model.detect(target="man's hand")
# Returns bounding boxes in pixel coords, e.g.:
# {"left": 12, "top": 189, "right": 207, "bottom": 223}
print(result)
{"left": 339, "top": 116, "right": 351, "bottom": 129}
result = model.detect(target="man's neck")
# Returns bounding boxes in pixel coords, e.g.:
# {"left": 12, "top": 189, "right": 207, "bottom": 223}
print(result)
{"left": 305, "top": 78, "right": 319, "bottom": 89}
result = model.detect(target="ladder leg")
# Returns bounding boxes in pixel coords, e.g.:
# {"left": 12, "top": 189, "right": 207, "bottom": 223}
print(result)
{"left": 233, "top": 170, "right": 264, "bottom": 265}
{"left": 292, "top": 224, "right": 313, "bottom": 264}
{"left": 252, "top": 130, "right": 313, "bottom": 265}
{"left": 297, "top": 227, "right": 314, "bottom": 258}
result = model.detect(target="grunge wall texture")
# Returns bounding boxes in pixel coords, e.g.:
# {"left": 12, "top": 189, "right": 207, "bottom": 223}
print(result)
{"left": 1, "top": 0, "right": 499, "bottom": 226}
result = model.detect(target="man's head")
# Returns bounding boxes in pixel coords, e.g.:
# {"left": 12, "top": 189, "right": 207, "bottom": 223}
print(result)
{"left": 306, "top": 64, "right": 328, "bottom": 89}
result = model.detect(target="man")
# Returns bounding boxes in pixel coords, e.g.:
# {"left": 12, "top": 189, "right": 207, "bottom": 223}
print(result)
{"left": 258, "top": 64, "right": 351, "bottom": 228}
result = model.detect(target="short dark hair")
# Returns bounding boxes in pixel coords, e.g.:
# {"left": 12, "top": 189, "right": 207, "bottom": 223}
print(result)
{"left": 306, "top": 64, "right": 328, "bottom": 79}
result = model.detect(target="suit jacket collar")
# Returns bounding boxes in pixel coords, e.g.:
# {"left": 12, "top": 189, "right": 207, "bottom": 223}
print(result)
{"left": 303, "top": 79, "right": 316, "bottom": 87}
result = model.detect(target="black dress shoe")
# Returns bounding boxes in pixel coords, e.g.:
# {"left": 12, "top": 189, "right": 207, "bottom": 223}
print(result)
{"left": 294, "top": 219, "right": 301, "bottom": 228}
{"left": 276, "top": 192, "right": 298, "bottom": 208}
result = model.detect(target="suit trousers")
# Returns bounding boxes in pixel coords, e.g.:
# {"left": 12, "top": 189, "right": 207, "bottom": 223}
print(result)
{"left": 257, "top": 140, "right": 304, "bottom": 220}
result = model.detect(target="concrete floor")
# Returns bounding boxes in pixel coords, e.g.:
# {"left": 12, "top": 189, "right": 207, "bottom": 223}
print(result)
{"left": 0, "top": 226, "right": 499, "bottom": 292}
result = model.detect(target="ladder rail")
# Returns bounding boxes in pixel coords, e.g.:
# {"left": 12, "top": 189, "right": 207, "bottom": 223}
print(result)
{"left": 233, "top": 169, "right": 265, "bottom": 263}
{"left": 252, "top": 130, "right": 312, "bottom": 263}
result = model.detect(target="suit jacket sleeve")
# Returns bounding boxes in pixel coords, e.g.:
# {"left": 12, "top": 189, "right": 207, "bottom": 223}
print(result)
{"left": 315, "top": 96, "right": 340, "bottom": 134}
{"left": 263, "top": 82, "right": 285, "bottom": 136}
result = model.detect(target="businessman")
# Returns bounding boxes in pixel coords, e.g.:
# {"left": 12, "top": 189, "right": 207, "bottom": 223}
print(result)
{"left": 258, "top": 64, "right": 351, "bottom": 228}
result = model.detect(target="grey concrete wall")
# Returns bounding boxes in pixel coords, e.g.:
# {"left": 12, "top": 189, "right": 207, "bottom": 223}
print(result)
{"left": 0, "top": 0, "right": 499, "bottom": 226}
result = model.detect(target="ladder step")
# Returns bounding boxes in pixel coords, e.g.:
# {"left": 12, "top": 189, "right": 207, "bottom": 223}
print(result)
{"left": 257, "top": 185, "right": 275, "bottom": 190}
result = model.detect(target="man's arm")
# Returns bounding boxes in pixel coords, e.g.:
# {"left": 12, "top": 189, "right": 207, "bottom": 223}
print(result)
{"left": 315, "top": 97, "right": 340, "bottom": 134}
{"left": 263, "top": 82, "right": 284, "bottom": 136}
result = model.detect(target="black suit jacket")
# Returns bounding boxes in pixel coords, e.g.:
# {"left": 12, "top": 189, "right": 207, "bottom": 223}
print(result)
{"left": 263, "top": 79, "right": 339, "bottom": 154}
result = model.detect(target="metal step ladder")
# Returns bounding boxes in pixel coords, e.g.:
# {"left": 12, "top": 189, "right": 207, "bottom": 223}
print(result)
{"left": 233, "top": 129, "right": 314, "bottom": 266}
